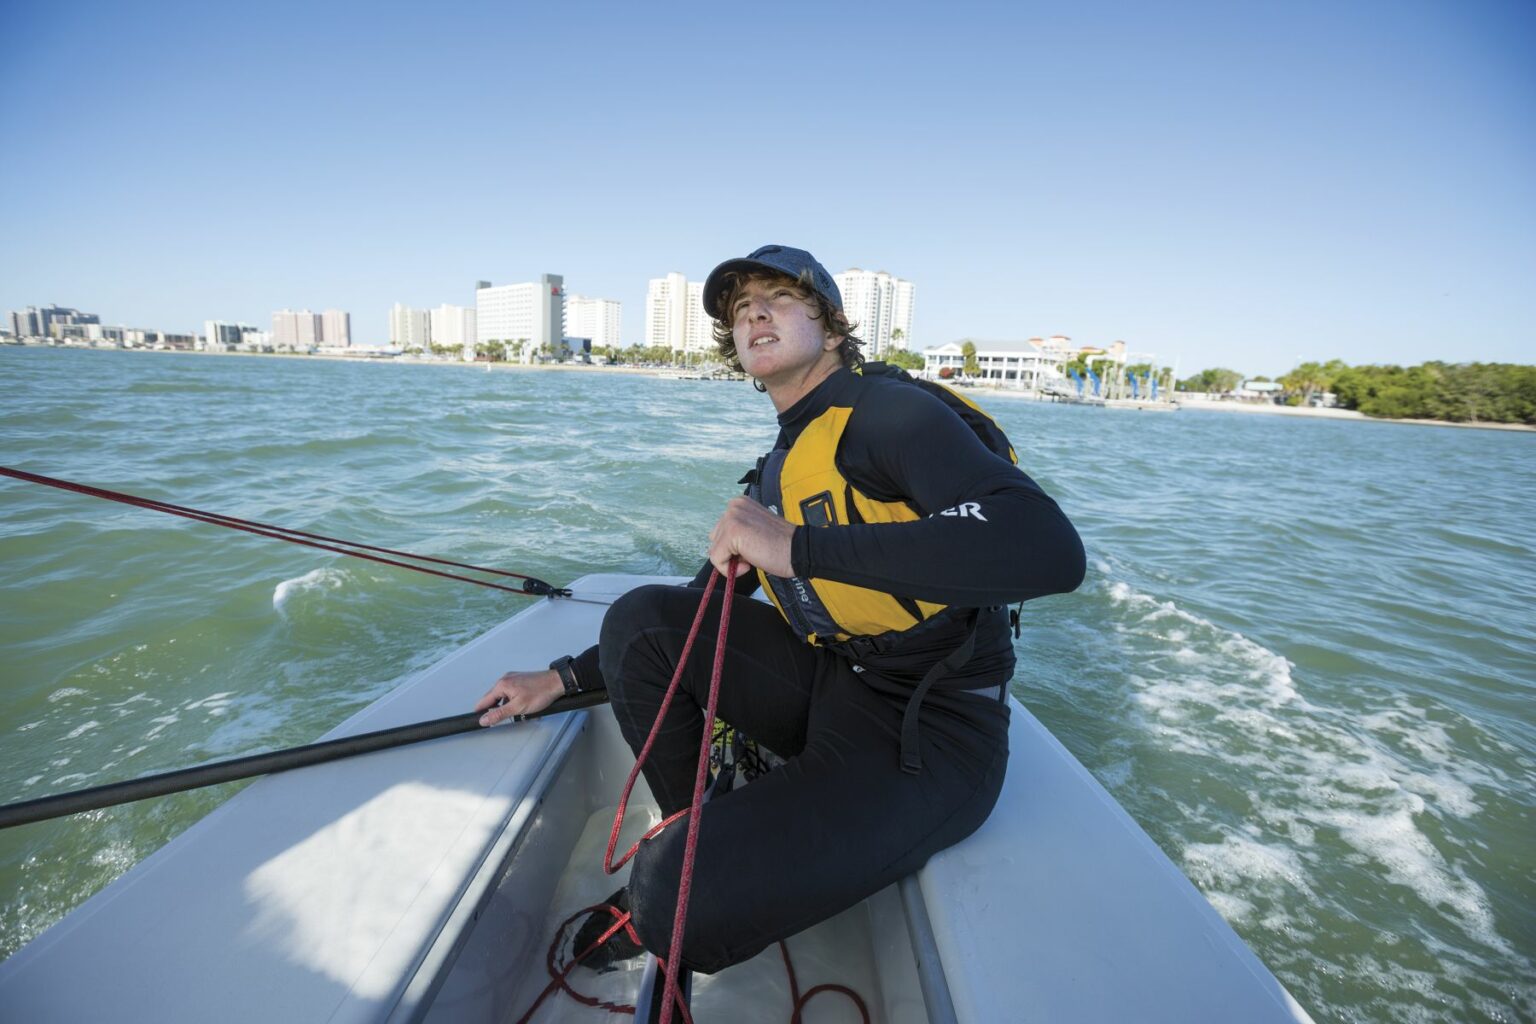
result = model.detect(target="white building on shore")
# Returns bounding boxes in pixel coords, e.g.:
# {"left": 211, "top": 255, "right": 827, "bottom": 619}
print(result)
{"left": 476, "top": 275, "right": 564, "bottom": 361}
{"left": 8, "top": 305, "right": 100, "bottom": 340}
{"left": 924, "top": 339, "right": 1066, "bottom": 390}
{"left": 430, "top": 304, "right": 477, "bottom": 355}
{"left": 834, "top": 268, "right": 914, "bottom": 359}
{"left": 203, "top": 321, "right": 266, "bottom": 351}
{"left": 645, "top": 273, "right": 713, "bottom": 357}
{"left": 565, "top": 294, "right": 622, "bottom": 349}
{"left": 389, "top": 304, "right": 432, "bottom": 350}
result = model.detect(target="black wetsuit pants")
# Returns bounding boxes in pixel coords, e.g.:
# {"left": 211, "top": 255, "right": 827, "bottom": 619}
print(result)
{"left": 599, "top": 584, "right": 1011, "bottom": 974}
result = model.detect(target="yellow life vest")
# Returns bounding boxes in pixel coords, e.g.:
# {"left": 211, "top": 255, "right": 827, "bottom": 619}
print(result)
{"left": 751, "top": 405, "right": 945, "bottom": 646}
{"left": 747, "top": 364, "right": 1016, "bottom": 650}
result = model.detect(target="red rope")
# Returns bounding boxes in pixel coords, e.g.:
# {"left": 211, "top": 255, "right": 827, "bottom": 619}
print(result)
{"left": 602, "top": 568, "right": 723, "bottom": 876}
{"left": 0, "top": 465, "right": 559, "bottom": 596}
{"left": 517, "top": 562, "right": 871, "bottom": 1023}
{"left": 659, "top": 560, "right": 736, "bottom": 1024}
{"left": 515, "top": 904, "right": 645, "bottom": 1024}
{"left": 779, "top": 939, "right": 872, "bottom": 1024}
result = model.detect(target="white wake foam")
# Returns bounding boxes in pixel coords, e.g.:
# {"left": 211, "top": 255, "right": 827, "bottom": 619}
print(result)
{"left": 1101, "top": 576, "right": 1511, "bottom": 959}
{"left": 272, "top": 567, "right": 346, "bottom": 615}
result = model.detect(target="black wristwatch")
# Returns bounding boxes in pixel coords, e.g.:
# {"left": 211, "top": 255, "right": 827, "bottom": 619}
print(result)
{"left": 549, "top": 654, "right": 581, "bottom": 697}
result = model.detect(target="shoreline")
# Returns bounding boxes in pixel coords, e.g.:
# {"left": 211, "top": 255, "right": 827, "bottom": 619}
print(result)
{"left": 5, "top": 340, "right": 700, "bottom": 380}
{"left": 11, "top": 342, "right": 1533, "bottom": 432}
{"left": 1173, "top": 397, "right": 1536, "bottom": 433}
{"left": 965, "top": 383, "right": 1534, "bottom": 433}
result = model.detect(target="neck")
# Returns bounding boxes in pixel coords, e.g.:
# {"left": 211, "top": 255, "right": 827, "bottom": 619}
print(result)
{"left": 764, "top": 353, "right": 843, "bottom": 413}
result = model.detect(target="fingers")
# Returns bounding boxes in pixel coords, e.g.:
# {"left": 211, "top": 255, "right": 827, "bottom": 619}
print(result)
{"left": 706, "top": 543, "right": 746, "bottom": 580}
{"left": 708, "top": 496, "right": 795, "bottom": 578}
{"left": 479, "top": 692, "right": 528, "bottom": 728}
{"left": 475, "top": 674, "right": 528, "bottom": 727}
{"left": 473, "top": 680, "right": 506, "bottom": 714}
{"left": 476, "top": 670, "right": 562, "bottom": 727}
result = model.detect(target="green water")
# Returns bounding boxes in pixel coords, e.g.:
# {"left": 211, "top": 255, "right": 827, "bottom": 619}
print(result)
{"left": 2, "top": 347, "right": 1532, "bottom": 1022}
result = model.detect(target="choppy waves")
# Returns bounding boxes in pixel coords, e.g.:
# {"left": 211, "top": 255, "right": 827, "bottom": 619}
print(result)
{"left": 272, "top": 566, "right": 347, "bottom": 615}
{"left": 3, "top": 350, "right": 1533, "bottom": 1021}
{"left": 1103, "top": 575, "right": 1509, "bottom": 953}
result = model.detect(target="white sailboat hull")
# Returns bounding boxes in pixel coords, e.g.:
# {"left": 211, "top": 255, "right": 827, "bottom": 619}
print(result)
{"left": 0, "top": 574, "right": 1312, "bottom": 1022}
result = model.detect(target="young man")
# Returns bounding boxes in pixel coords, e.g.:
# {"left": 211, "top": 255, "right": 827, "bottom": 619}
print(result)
{"left": 475, "top": 244, "right": 1084, "bottom": 973}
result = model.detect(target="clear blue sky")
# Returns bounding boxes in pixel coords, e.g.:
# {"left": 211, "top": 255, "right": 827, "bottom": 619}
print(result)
{"left": 2, "top": 0, "right": 1532, "bottom": 376}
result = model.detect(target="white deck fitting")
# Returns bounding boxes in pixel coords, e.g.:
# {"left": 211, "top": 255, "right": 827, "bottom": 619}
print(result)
{"left": 0, "top": 574, "right": 1313, "bottom": 1022}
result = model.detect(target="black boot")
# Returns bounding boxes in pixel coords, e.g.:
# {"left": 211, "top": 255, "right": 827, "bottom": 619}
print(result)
{"left": 571, "top": 887, "right": 646, "bottom": 972}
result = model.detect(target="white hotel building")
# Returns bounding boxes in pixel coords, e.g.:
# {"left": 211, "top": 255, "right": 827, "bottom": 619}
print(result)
{"left": 924, "top": 339, "right": 1067, "bottom": 390}
{"left": 646, "top": 273, "right": 713, "bottom": 357}
{"left": 834, "top": 268, "right": 914, "bottom": 359}
{"left": 476, "top": 275, "right": 565, "bottom": 360}
{"left": 565, "top": 294, "right": 622, "bottom": 349}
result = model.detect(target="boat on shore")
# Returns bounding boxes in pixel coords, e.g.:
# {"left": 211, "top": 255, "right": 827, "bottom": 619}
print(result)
{"left": 0, "top": 574, "right": 1313, "bottom": 1022}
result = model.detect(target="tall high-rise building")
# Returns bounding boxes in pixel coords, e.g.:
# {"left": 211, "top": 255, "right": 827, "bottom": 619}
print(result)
{"left": 430, "top": 304, "right": 477, "bottom": 351}
{"left": 685, "top": 282, "right": 714, "bottom": 356}
{"left": 646, "top": 273, "right": 686, "bottom": 352}
{"left": 476, "top": 274, "right": 564, "bottom": 359}
{"left": 564, "top": 294, "right": 622, "bottom": 348}
{"left": 320, "top": 309, "right": 351, "bottom": 347}
{"left": 645, "top": 273, "right": 714, "bottom": 356}
{"left": 388, "top": 303, "right": 432, "bottom": 349}
{"left": 271, "top": 309, "right": 320, "bottom": 349}
{"left": 834, "top": 269, "right": 915, "bottom": 358}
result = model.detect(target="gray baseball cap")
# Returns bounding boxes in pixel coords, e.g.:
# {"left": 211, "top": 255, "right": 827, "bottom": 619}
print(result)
{"left": 702, "top": 244, "right": 842, "bottom": 318}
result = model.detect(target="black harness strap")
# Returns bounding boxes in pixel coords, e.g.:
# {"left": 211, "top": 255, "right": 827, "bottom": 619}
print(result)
{"left": 898, "top": 613, "right": 981, "bottom": 774}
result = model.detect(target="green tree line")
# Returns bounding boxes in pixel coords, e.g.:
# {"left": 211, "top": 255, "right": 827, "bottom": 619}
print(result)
{"left": 1177, "top": 359, "right": 1536, "bottom": 425}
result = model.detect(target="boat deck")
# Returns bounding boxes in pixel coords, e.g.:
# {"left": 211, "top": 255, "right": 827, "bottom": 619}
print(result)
{"left": 0, "top": 574, "right": 1312, "bottom": 1023}
{"left": 425, "top": 719, "right": 901, "bottom": 1023}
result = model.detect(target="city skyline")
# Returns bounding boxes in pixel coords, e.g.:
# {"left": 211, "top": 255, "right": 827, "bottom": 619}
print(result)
{"left": 2, "top": 2, "right": 1532, "bottom": 377}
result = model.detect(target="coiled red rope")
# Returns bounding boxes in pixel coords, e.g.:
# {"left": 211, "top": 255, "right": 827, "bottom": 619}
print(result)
{"left": 0, "top": 465, "right": 566, "bottom": 596}
{"left": 514, "top": 903, "right": 650, "bottom": 1023}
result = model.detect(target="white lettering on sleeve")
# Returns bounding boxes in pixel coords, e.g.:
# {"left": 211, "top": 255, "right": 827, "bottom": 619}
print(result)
{"left": 935, "top": 502, "right": 988, "bottom": 522}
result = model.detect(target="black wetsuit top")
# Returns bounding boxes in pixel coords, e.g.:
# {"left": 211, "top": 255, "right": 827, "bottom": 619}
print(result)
{"left": 573, "top": 367, "right": 1084, "bottom": 691}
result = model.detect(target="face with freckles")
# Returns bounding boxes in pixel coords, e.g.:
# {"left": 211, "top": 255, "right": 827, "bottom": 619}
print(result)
{"left": 730, "top": 276, "right": 843, "bottom": 401}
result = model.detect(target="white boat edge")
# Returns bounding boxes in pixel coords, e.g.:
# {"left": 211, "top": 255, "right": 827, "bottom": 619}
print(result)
{"left": 0, "top": 573, "right": 1314, "bottom": 1022}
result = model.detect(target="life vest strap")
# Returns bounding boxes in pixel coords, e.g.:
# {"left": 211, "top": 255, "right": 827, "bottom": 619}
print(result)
{"left": 899, "top": 613, "right": 981, "bottom": 774}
